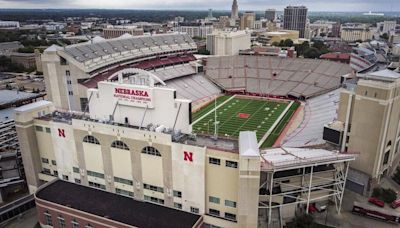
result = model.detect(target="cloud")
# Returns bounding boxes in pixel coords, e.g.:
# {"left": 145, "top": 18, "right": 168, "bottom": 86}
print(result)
{"left": 0, "top": 0, "right": 398, "bottom": 11}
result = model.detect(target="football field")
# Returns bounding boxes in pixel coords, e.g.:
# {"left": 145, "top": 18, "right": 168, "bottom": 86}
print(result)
{"left": 192, "top": 95, "right": 297, "bottom": 147}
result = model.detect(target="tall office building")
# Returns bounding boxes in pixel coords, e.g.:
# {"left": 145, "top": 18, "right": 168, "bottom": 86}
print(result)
{"left": 283, "top": 6, "right": 308, "bottom": 38}
{"left": 240, "top": 11, "right": 256, "bottom": 30}
{"left": 231, "top": 0, "right": 239, "bottom": 20}
{"left": 265, "top": 9, "right": 276, "bottom": 22}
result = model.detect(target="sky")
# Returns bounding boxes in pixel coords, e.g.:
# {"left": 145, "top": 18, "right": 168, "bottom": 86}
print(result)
{"left": 0, "top": 0, "right": 399, "bottom": 12}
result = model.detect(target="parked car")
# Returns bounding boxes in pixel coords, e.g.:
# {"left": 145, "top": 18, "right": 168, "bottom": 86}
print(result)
{"left": 315, "top": 202, "right": 327, "bottom": 212}
{"left": 368, "top": 197, "right": 385, "bottom": 207}
{"left": 391, "top": 199, "right": 400, "bottom": 209}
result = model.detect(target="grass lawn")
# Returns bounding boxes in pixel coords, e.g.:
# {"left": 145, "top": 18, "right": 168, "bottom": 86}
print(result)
{"left": 192, "top": 96, "right": 291, "bottom": 142}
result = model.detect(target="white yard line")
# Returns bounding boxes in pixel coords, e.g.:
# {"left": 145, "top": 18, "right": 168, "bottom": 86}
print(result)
{"left": 192, "top": 95, "right": 237, "bottom": 125}
{"left": 258, "top": 101, "right": 294, "bottom": 148}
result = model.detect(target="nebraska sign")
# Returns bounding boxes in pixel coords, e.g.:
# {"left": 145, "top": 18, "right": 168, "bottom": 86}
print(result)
{"left": 58, "top": 128, "right": 66, "bottom": 138}
{"left": 113, "top": 87, "right": 153, "bottom": 108}
{"left": 184, "top": 151, "right": 193, "bottom": 162}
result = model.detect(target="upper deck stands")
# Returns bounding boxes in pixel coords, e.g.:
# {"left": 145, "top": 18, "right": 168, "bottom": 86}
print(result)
{"left": 204, "top": 56, "right": 352, "bottom": 99}
{"left": 54, "top": 34, "right": 197, "bottom": 73}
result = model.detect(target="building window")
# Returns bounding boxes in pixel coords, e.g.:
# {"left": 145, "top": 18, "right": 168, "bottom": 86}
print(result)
{"left": 58, "top": 216, "right": 66, "bottom": 228}
{"left": 141, "top": 146, "right": 161, "bottom": 156}
{"left": 71, "top": 218, "right": 79, "bottom": 228}
{"left": 68, "top": 91, "right": 74, "bottom": 95}
{"left": 114, "top": 177, "right": 133, "bottom": 185}
{"left": 116, "top": 188, "right": 134, "bottom": 197}
{"left": 209, "top": 196, "right": 220, "bottom": 204}
{"left": 111, "top": 140, "right": 129, "bottom": 150}
{"left": 89, "top": 181, "right": 106, "bottom": 190}
{"left": 42, "top": 168, "right": 51, "bottom": 175}
{"left": 209, "top": 209, "right": 220, "bottom": 216}
{"left": 44, "top": 211, "right": 52, "bottom": 226}
{"left": 225, "top": 200, "right": 237, "bottom": 208}
{"left": 209, "top": 157, "right": 220, "bottom": 165}
{"left": 190, "top": 207, "right": 199, "bottom": 214}
{"left": 143, "top": 183, "right": 164, "bottom": 193}
{"left": 46, "top": 127, "right": 51, "bottom": 133}
{"left": 53, "top": 170, "right": 58, "bottom": 176}
{"left": 63, "top": 175, "right": 69, "bottom": 181}
{"left": 174, "top": 202, "right": 182, "bottom": 209}
{"left": 225, "top": 212, "right": 236, "bottom": 221}
{"left": 73, "top": 167, "right": 80, "bottom": 173}
{"left": 383, "top": 151, "right": 390, "bottom": 165}
{"left": 67, "top": 80, "right": 72, "bottom": 85}
{"left": 35, "top": 126, "right": 43, "bottom": 132}
{"left": 66, "top": 70, "right": 70, "bottom": 76}
{"left": 83, "top": 135, "right": 100, "bottom": 145}
{"left": 144, "top": 195, "right": 164, "bottom": 204}
{"left": 75, "top": 179, "right": 81, "bottom": 184}
{"left": 173, "top": 190, "right": 182, "bottom": 198}
{"left": 87, "top": 170, "right": 104, "bottom": 179}
{"left": 80, "top": 98, "right": 89, "bottom": 112}
{"left": 85, "top": 224, "right": 93, "bottom": 228}
{"left": 51, "top": 160, "right": 57, "bottom": 166}
{"left": 41, "top": 158, "right": 49, "bottom": 164}
{"left": 226, "top": 160, "right": 238, "bottom": 168}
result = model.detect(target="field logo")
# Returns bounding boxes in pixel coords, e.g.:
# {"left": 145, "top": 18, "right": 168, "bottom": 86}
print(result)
{"left": 237, "top": 113, "right": 250, "bottom": 119}
{"left": 184, "top": 151, "right": 193, "bottom": 162}
{"left": 58, "top": 128, "right": 66, "bottom": 138}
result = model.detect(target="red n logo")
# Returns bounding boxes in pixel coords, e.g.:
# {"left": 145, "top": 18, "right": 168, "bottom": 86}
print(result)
{"left": 58, "top": 129, "right": 66, "bottom": 138}
{"left": 184, "top": 151, "right": 193, "bottom": 162}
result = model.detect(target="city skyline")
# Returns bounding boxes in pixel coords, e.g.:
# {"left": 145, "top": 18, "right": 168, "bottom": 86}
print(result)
{"left": 0, "top": 0, "right": 399, "bottom": 12}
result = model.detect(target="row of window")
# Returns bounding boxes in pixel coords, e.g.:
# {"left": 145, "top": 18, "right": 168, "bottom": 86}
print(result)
{"left": 89, "top": 181, "right": 106, "bottom": 190}
{"left": 144, "top": 195, "right": 164, "bottom": 204}
{"left": 209, "top": 196, "right": 236, "bottom": 208}
{"left": 41, "top": 158, "right": 56, "bottom": 165}
{"left": 116, "top": 188, "right": 134, "bottom": 197}
{"left": 82, "top": 136, "right": 162, "bottom": 157}
{"left": 44, "top": 211, "right": 93, "bottom": 228}
{"left": 143, "top": 183, "right": 164, "bottom": 193}
{"left": 35, "top": 126, "right": 51, "bottom": 133}
{"left": 87, "top": 170, "right": 105, "bottom": 179}
{"left": 114, "top": 177, "right": 133, "bottom": 185}
{"left": 209, "top": 209, "right": 237, "bottom": 221}
{"left": 209, "top": 157, "right": 238, "bottom": 168}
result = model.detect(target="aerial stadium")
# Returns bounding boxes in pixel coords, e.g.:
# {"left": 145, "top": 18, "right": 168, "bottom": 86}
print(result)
{"left": 16, "top": 33, "right": 356, "bottom": 228}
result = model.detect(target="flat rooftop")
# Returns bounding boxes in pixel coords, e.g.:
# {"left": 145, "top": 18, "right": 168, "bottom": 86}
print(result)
{"left": 0, "top": 90, "right": 44, "bottom": 108}
{"left": 36, "top": 180, "right": 202, "bottom": 228}
{"left": 261, "top": 147, "right": 355, "bottom": 170}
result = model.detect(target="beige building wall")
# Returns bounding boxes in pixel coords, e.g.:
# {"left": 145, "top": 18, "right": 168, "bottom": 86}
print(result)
{"left": 338, "top": 79, "right": 400, "bottom": 181}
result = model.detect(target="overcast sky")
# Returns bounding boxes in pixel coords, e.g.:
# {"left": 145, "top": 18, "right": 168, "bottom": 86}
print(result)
{"left": 0, "top": 0, "right": 399, "bottom": 12}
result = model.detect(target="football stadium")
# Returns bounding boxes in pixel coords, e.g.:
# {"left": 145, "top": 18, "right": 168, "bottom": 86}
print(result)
{"left": 17, "top": 33, "right": 356, "bottom": 228}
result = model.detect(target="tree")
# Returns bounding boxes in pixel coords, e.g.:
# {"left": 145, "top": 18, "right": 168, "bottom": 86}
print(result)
{"left": 286, "top": 214, "right": 314, "bottom": 228}
{"left": 283, "top": 39, "right": 294, "bottom": 47}
{"left": 304, "top": 47, "right": 321, "bottom": 59}
{"left": 295, "top": 41, "right": 310, "bottom": 57}
{"left": 372, "top": 187, "right": 397, "bottom": 203}
{"left": 272, "top": 41, "right": 280, "bottom": 47}
{"left": 380, "top": 33, "right": 389, "bottom": 40}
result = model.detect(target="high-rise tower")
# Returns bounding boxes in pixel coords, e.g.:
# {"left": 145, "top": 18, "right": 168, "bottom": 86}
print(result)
{"left": 231, "top": 0, "right": 239, "bottom": 20}
{"left": 283, "top": 6, "right": 308, "bottom": 38}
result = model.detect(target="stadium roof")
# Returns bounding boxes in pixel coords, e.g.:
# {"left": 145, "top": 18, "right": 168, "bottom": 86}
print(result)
{"left": 261, "top": 147, "right": 355, "bottom": 170}
{"left": 36, "top": 180, "right": 202, "bottom": 228}
{"left": 359, "top": 69, "right": 400, "bottom": 82}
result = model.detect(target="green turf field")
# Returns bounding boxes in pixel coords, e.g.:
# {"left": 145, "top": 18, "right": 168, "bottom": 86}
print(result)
{"left": 192, "top": 96, "right": 293, "bottom": 146}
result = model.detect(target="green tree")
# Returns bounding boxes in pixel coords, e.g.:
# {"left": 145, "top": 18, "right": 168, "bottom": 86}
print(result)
{"left": 380, "top": 33, "right": 389, "bottom": 40}
{"left": 286, "top": 214, "right": 314, "bottom": 228}
{"left": 283, "top": 39, "right": 294, "bottom": 47}
{"left": 304, "top": 47, "right": 321, "bottom": 59}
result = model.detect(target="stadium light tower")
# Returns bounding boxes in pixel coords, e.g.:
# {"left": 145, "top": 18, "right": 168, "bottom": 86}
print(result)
{"left": 213, "top": 95, "right": 219, "bottom": 139}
